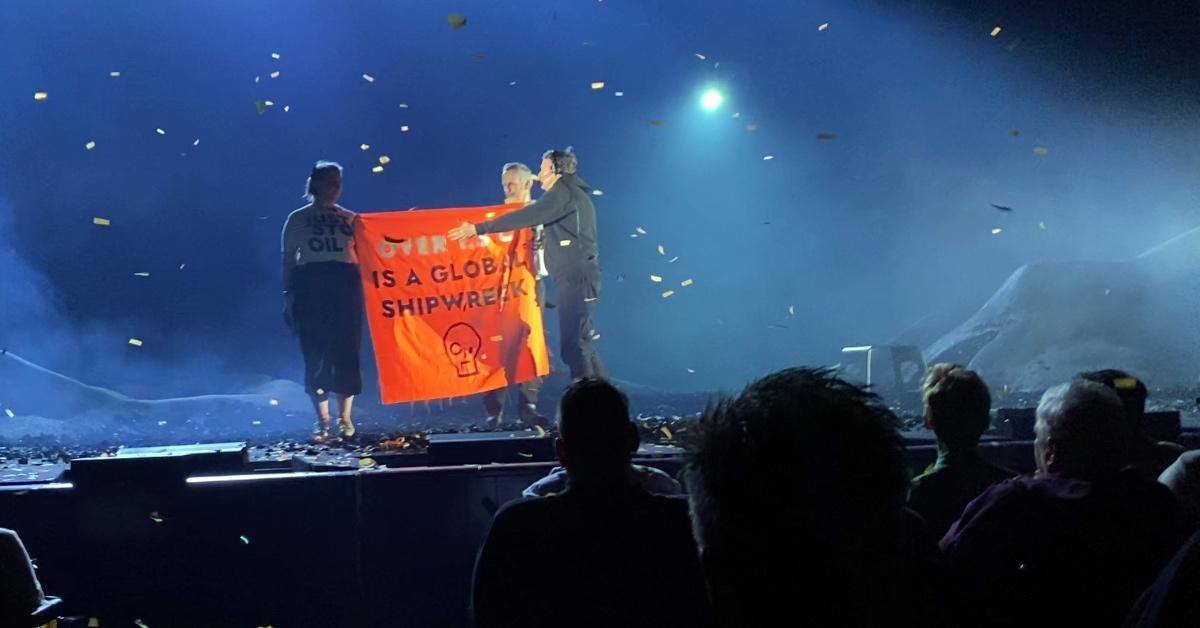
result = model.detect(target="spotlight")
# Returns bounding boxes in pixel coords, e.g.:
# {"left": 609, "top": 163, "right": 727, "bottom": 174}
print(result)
{"left": 700, "top": 89, "right": 723, "bottom": 111}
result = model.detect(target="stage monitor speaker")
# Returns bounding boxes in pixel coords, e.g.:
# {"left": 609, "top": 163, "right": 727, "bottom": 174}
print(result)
{"left": 427, "top": 431, "right": 554, "bottom": 466}
{"left": 70, "top": 442, "right": 249, "bottom": 489}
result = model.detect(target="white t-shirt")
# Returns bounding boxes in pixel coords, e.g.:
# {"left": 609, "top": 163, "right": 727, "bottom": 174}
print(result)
{"left": 281, "top": 204, "right": 358, "bottom": 265}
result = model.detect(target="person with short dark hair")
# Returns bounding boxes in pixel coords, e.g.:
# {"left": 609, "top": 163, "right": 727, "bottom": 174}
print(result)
{"left": 281, "top": 161, "right": 363, "bottom": 442}
{"left": 907, "top": 364, "right": 1014, "bottom": 540}
{"left": 471, "top": 378, "right": 709, "bottom": 628}
{"left": 1077, "top": 369, "right": 1183, "bottom": 480}
{"left": 450, "top": 148, "right": 605, "bottom": 380}
{"left": 940, "top": 380, "right": 1186, "bottom": 627}
{"left": 684, "top": 367, "right": 943, "bottom": 627}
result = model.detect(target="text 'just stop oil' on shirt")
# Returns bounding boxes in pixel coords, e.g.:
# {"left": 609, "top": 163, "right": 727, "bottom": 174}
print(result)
{"left": 281, "top": 204, "right": 358, "bottom": 265}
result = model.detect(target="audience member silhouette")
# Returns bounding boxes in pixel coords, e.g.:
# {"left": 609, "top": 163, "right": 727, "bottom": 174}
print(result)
{"left": 940, "top": 380, "right": 1186, "bottom": 627}
{"left": 0, "top": 528, "right": 44, "bottom": 623}
{"left": 471, "top": 378, "right": 710, "bottom": 628}
{"left": 684, "top": 367, "right": 946, "bottom": 628}
{"left": 1077, "top": 369, "right": 1184, "bottom": 480}
{"left": 1158, "top": 449, "right": 1200, "bottom": 526}
{"left": 907, "top": 363, "right": 1014, "bottom": 540}
{"left": 522, "top": 461, "right": 680, "bottom": 497}
{"left": 1124, "top": 529, "right": 1200, "bottom": 628}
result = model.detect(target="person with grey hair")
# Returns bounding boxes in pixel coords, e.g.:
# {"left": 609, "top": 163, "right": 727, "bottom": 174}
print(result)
{"left": 481, "top": 162, "right": 548, "bottom": 427}
{"left": 939, "top": 380, "right": 1185, "bottom": 627}
{"left": 450, "top": 148, "right": 606, "bottom": 380}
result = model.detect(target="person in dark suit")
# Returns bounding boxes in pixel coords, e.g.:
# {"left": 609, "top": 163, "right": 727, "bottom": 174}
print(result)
{"left": 470, "top": 378, "right": 710, "bottom": 628}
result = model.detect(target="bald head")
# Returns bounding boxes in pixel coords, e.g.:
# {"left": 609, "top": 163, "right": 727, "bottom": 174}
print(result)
{"left": 1034, "top": 380, "right": 1129, "bottom": 478}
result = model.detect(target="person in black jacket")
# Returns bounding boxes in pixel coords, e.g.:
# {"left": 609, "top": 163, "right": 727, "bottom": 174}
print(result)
{"left": 450, "top": 147, "right": 606, "bottom": 379}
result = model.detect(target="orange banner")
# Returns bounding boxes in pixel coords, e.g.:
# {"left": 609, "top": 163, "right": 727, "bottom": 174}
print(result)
{"left": 354, "top": 206, "right": 550, "bottom": 404}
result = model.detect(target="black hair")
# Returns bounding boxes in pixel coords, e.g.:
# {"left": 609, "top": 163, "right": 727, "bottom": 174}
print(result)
{"left": 557, "top": 377, "right": 637, "bottom": 478}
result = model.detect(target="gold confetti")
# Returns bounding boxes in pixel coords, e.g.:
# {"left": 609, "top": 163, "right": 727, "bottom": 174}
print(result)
{"left": 657, "top": 244, "right": 666, "bottom": 255}
{"left": 371, "top": 165, "right": 384, "bottom": 173}
{"left": 378, "top": 155, "right": 391, "bottom": 165}
{"left": 447, "top": 13, "right": 467, "bottom": 29}
{"left": 193, "top": 138, "right": 200, "bottom": 146}
{"left": 85, "top": 140, "right": 96, "bottom": 150}
{"left": 660, "top": 426, "right": 674, "bottom": 440}
{"left": 149, "top": 511, "right": 163, "bottom": 523}
{"left": 592, "top": 189, "right": 603, "bottom": 196}
{"left": 695, "top": 53, "right": 707, "bottom": 60}
{"left": 636, "top": 227, "right": 647, "bottom": 235}
{"left": 650, "top": 275, "right": 663, "bottom": 283}
{"left": 1032, "top": 145, "right": 1049, "bottom": 155}
{"left": 681, "top": 278, "right": 694, "bottom": 287}
{"left": 535, "top": 425, "right": 547, "bottom": 438}
{"left": 33, "top": 91, "right": 48, "bottom": 101}
{"left": 1039, "top": 221, "right": 1047, "bottom": 230}
{"left": 746, "top": 123, "right": 758, "bottom": 132}
{"left": 88, "top": 618, "right": 100, "bottom": 627}
{"left": 255, "top": 100, "right": 266, "bottom": 114}
{"left": 763, "top": 155, "right": 775, "bottom": 161}
{"left": 110, "top": 71, "right": 121, "bottom": 77}
{"left": 591, "top": 81, "right": 605, "bottom": 90}
{"left": 662, "top": 290, "right": 675, "bottom": 298}
{"left": 156, "top": 128, "right": 165, "bottom": 135}
{"left": 990, "top": 26, "right": 1002, "bottom": 37}
{"left": 128, "top": 338, "right": 143, "bottom": 346}
{"left": 270, "top": 70, "right": 280, "bottom": 79}
{"left": 359, "top": 457, "right": 376, "bottom": 468}
{"left": 991, "top": 227, "right": 1003, "bottom": 235}
{"left": 559, "top": 239, "right": 572, "bottom": 246}
{"left": 1113, "top": 377, "right": 1140, "bottom": 389}
{"left": 360, "top": 143, "right": 370, "bottom": 150}
{"left": 93, "top": 217, "right": 111, "bottom": 226}
{"left": 484, "top": 211, "right": 497, "bottom": 218}
{"left": 400, "top": 125, "right": 410, "bottom": 132}
{"left": 271, "top": 52, "right": 281, "bottom": 59}
{"left": 4, "top": 409, "right": 13, "bottom": 419}
{"left": 268, "top": 399, "right": 279, "bottom": 406}
{"left": 362, "top": 73, "right": 375, "bottom": 82}
{"left": 134, "top": 272, "right": 150, "bottom": 277}
{"left": 489, "top": 335, "right": 504, "bottom": 342}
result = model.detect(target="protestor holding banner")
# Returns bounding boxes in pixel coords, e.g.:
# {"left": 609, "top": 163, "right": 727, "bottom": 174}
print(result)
{"left": 450, "top": 148, "right": 607, "bottom": 380}
{"left": 481, "top": 162, "right": 548, "bottom": 427}
{"left": 281, "top": 161, "right": 363, "bottom": 442}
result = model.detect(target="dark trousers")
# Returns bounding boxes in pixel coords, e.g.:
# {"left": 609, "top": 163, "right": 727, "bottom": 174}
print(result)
{"left": 483, "top": 278, "right": 544, "bottom": 419}
{"left": 555, "top": 263, "right": 606, "bottom": 380}
{"left": 293, "top": 262, "right": 364, "bottom": 398}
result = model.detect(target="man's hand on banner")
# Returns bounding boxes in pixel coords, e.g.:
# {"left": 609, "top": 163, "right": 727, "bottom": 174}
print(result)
{"left": 448, "top": 221, "right": 478, "bottom": 243}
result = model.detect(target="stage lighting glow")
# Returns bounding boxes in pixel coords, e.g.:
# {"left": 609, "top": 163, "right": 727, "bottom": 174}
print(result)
{"left": 701, "top": 89, "right": 723, "bottom": 111}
